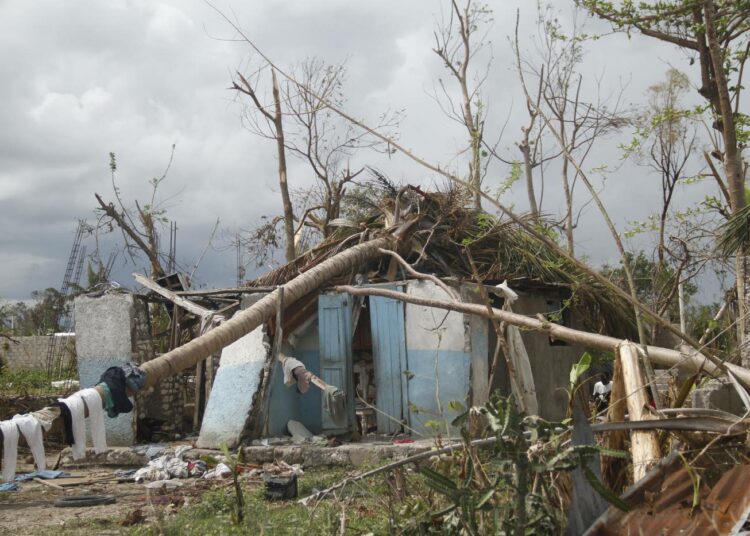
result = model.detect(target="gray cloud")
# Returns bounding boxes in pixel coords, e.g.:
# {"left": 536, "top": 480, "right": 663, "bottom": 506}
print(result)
{"left": 0, "top": 0, "right": 734, "bottom": 302}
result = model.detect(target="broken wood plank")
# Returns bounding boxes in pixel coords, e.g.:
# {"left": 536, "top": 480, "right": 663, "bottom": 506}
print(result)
{"left": 34, "top": 477, "right": 64, "bottom": 490}
{"left": 618, "top": 342, "right": 661, "bottom": 482}
{"left": 175, "top": 287, "right": 276, "bottom": 297}
{"left": 133, "top": 273, "right": 212, "bottom": 318}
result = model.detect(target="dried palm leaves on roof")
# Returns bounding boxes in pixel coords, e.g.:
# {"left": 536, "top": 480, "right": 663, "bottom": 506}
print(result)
{"left": 247, "top": 179, "right": 636, "bottom": 337}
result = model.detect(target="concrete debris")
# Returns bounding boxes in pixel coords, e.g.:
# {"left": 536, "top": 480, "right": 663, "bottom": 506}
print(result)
{"left": 143, "top": 479, "right": 183, "bottom": 490}
{"left": 197, "top": 326, "right": 269, "bottom": 449}
{"left": 287, "top": 420, "right": 312, "bottom": 443}
{"left": 133, "top": 445, "right": 205, "bottom": 483}
{"left": 203, "top": 463, "right": 231, "bottom": 480}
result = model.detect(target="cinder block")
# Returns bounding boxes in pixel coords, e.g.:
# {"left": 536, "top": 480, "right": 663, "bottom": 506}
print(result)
{"left": 692, "top": 378, "right": 746, "bottom": 416}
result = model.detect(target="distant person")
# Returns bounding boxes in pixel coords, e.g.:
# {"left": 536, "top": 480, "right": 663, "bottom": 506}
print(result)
{"left": 592, "top": 372, "right": 612, "bottom": 413}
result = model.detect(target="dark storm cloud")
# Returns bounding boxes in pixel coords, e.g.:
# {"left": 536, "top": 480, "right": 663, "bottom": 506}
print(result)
{"left": 0, "top": 0, "right": 729, "bottom": 300}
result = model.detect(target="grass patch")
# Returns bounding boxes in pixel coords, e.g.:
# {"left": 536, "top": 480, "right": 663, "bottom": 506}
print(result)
{"left": 128, "top": 466, "right": 404, "bottom": 536}
{"left": 0, "top": 368, "right": 77, "bottom": 396}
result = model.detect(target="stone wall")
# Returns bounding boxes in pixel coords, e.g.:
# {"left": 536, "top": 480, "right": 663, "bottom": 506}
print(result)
{"left": 0, "top": 335, "right": 75, "bottom": 371}
{"left": 132, "top": 297, "right": 187, "bottom": 438}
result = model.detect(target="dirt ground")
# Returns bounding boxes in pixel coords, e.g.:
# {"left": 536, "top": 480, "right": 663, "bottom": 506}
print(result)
{"left": 0, "top": 449, "right": 230, "bottom": 536}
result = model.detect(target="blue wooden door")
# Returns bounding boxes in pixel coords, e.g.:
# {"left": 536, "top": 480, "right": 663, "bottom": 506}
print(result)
{"left": 369, "top": 290, "right": 408, "bottom": 433}
{"left": 318, "top": 293, "right": 354, "bottom": 433}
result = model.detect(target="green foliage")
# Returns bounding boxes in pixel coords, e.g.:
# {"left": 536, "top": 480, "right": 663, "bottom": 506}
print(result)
{"left": 0, "top": 368, "right": 75, "bottom": 396}
{"left": 495, "top": 160, "right": 523, "bottom": 199}
{"left": 0, "top": 288, "right": 67, "bottom": 336}
{"left": 408, "top": 394, "right": 628, "bottom": 534}
{"left": 716, "top": 203, "right": 750, "bottom": 258}
{"left": 601, "top": 250, "right": 697, "bottom": 317}
{"left": 569, "top": 352, "right": 592, "bottom": 395}
{"left": 219, "top": 443, "right": 245, "bottom": 526}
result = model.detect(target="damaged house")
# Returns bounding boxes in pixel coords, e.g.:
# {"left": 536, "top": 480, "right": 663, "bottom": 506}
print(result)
{"left": 190, "top": 187, "right": 635, "bottom": 448}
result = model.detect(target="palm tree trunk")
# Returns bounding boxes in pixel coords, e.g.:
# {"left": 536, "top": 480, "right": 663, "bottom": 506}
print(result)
{"left": 139, "top": 236, "right": 394, "bottom": 387}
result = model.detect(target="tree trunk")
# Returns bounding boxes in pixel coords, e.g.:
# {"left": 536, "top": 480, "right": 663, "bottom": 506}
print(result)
{"left": 520, "top": 134, "right": 539, "bottom": 220}
{"left": 334, "top": 284, "right": 750, "bottom": 388}
{"left": 703, "top": 0, "right": 748, "bottom": 365}
{"left": 618, "top": 342, "right": 660, "bottom": 482}
{"left": 272, "top": 70, "right": 297, "bottom": 263}
{"left": 561, "top": 156, "right": 574, "bottom": 256}
{"left": 139, "top": 236, "right": 394, "bottom": 387}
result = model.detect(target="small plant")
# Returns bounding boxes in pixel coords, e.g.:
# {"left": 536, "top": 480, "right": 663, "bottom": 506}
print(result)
{"left": 220, "top": 443, "right": 245, "bottom": 526}
{"left": 412, "top": 394, "right": 627, "bottom": 534}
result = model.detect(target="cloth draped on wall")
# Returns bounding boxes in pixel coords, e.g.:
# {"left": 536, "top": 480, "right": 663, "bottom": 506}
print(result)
{"left": 11, "top": 415, "right": 45, "bottom": 472}
{"left": 0, "top": 420, "right": 19, "bottom": 483}
{"left": 79, "top": 388, "right": 107, "bottom": 454}
{"left": 57, "top": 393, "right": 86, "bottom": 460}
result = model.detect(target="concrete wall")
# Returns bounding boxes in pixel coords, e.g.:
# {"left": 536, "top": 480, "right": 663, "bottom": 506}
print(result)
{"left": 507, "top": 290, "right": 587, "bottom": 422}
{"left": 197, "top": 326, "right": 269, "bottom": 448}
{"left": 130, "top": 297, "right": 187, "bottom": 437}
{"left": 0, "top": 335, "right": 75, "bottom": 371}
{"left": 74, "top": 292, "right": 138, "bottom": 446}
{"left": 405, "top": 280, "right": 471, "bottom": 435}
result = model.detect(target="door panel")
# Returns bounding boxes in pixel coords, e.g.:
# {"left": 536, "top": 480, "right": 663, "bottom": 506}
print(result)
{"left": 369, "top": 292, "right": 408, "bottom": 433}
{"left": 318, "top": 293, "right": 354, "bottom": 432}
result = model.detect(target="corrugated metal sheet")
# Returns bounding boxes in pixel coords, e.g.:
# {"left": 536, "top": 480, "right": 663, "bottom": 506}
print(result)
{"left": 598, "top": 465, "right": 750, "bottom": 535}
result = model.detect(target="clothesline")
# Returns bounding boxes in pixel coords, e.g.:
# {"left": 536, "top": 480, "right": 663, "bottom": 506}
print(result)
{"left": 0, "top": 362, "right": 147, "bottom": 483}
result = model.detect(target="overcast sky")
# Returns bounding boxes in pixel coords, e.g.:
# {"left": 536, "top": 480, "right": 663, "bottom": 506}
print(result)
{"left": 0, "top": 0, "right": 732, "bottom": 302}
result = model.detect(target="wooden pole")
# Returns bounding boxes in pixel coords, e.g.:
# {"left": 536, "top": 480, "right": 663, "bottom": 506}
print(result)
{"left": 334, "top": 285, "right": 750, "bottom": 389}
{"left": 618, "top": 342, "right": 661, "bottom": 482}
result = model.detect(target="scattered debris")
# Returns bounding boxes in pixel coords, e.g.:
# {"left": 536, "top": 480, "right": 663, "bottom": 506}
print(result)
{"left": 203, "top": 462, "right": 231, "bottom": 480}
{"left": 53, "top": 494, "right": 116, "bottom": 508}
{"left": 0, "top": 482, "right": 18, "bottom": 492}
{"left": 133, "top": 445, "right": 202, "bottom": 483}
{"left": 120, "top": 508, "right": 146, "bottom": 527}
{"left": 264, "top": 473, "right": 298, "bottom": 501}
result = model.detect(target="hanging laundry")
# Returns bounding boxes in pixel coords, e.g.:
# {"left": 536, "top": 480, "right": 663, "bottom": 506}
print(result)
{"left": 121, "top": 362, "right": 146, "bottom": 391}
{"left": 57, "top": 393, "right": 86, "bottom": 460}
{"left": 280, "top": 355, "right": 311, "bottom": 393}
{"left": 0, "top": 420, "right": 18, "bottom": 483}
{"left": 98, "top": 367, "right": 133, "bottom": 416}
{"left": 30, "top": 406, "right": 60, "bottom": 432}
{"left": 79, "top": 388, "right": 107, "bottom": 454}
{"left": 98, "top": 382, "right": 117, "bottom": 418}
{"left": 11, "top": 415, "right": 45, "bottom": 472}
{"left": 55, "top": 401, "right": 74, "bottom": 446}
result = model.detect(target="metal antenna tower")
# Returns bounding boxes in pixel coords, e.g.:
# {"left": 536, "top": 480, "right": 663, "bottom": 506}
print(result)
{"left": 45, "top": 220, "right": 86, "bottom": 378}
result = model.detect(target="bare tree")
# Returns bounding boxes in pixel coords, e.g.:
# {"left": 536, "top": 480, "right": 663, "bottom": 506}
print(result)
{"left": 515, "top": 5, "right": 628, "bottom": 255}
{"left": 638, "top": 69, "right": 697, "bottom": 268}
{"left": 234, "top": 58, "right": 400, "bottom": 265}
{"left": 514, "top": 7, "right": 653, "bottom": 349}
{"left": 281, "top": 59, "right": 399, "bottom": 239}
{"left": 433, "top": 0, "right": 493, "bottom": 209}
{"left": 94, "top": 150, "right": 175, "bottom": 278}
{"left": 233, "top": 66, "right": 296, "bottom": 262}
{"left": 579, "top": 0, "right": 750, "bottom": 362}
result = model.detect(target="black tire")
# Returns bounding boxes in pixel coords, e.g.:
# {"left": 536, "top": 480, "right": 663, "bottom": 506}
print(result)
{"left": 53, "top": 495, "right": 116, "bottom": 508}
